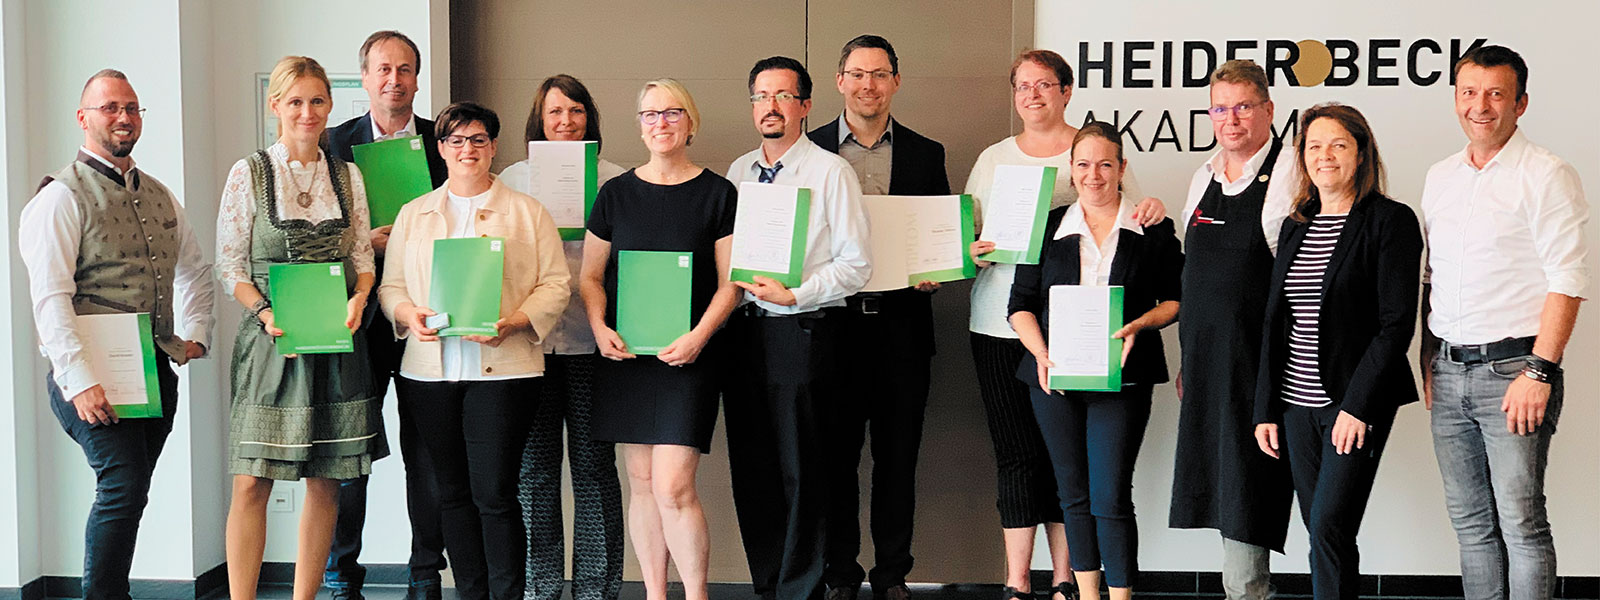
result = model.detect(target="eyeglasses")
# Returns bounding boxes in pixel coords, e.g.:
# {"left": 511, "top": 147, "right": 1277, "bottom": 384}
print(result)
{"left": 83, "top": 103, "right": 146, "bottom": 117}
{"left": 842, "top": 69, "right": 895, "bottom": 82}
{"left": 1013, "top": 80, "right": 1062, "bottom": 94}
{"left": 638, "top": 108, "right": 687, "bottom": 125}
{"left": 1207, "top": 101, "right": 1263, "bottom": 121}
{"left": 749, "top": 92, "right": 807, "bottom": 105}
{"left": 442, "top": 134, "right": 492, "bottom": 148}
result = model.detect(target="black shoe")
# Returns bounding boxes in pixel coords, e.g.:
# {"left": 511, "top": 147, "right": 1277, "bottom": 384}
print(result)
{"left": 1042, "top": 581, "right": 1076, "bottom": 600}
{"left": 1002, "top": 586, "right": 1030, "bottom": 600}
{"left": 406, "top": 581, "right": 443, "bottom": 600}
{"left": 329, "top": 588, "right": 364, "bottom": 600}
{"left": 826, "top": 585, "right": 860, "bottom": 600}
{"left": 873, "top": 584, "right": 911, "bottom": 600}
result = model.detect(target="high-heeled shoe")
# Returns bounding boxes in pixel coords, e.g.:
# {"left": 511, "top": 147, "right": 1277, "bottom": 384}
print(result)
{"left": 1045, "top": 581, "right": 1078, "bottom": 600}
{"left": 1001, "top": 586, "right": 1031, "bottom": 600}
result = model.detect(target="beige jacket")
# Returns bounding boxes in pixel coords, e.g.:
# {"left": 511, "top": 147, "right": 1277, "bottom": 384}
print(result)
{"left": 378, "top": 176, "right": 570, "bottom": 379}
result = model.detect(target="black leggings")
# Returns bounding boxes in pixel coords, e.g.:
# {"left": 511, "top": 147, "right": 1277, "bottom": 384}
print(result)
{"left": 970, "top": 333, "right": 1063, "bottom": 528}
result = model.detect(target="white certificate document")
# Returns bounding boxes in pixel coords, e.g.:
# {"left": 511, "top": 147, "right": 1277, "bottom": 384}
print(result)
{"left": 862, "top": 195, "right": 976, "bottom": 292}
{"left": 1047, "top": 285, "right": 1124, "bottom": 390}
{"left": 526, "top": 141, "right": 598, "bottom": 237}
{"left": 730, "top": 182, "right": 811, "bottom": 287}
{"left": 74, "top": 313, "right": 158, "bottom": 409}
{"left": 977, "top": 165, "right": 1056, "bottom": 264}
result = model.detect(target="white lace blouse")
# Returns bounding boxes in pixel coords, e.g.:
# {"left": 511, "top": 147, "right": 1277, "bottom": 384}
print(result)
{"left": 215, "top": 143, "right": 376, "bottom": 288}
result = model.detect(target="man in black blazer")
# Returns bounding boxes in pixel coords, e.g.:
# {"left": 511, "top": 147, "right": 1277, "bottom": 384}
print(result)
{"left": 322, "top": 30, "right": 449, "bottom": 600}
{"left": 807, "top": 35, "right": 949, "bottom": 600}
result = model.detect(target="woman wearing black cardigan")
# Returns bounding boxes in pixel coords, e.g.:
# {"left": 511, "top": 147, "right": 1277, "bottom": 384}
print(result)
{"left": 1252, "top": 104, "right": 1423, "bottom": 600}
{"left": 1008, "top": 122, "right": 1182, "bottom": 600}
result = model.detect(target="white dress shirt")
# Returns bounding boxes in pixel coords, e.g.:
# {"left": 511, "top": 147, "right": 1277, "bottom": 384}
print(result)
{"left": 1054, "top": 196, "right": 1144, "bottom": 287}
{"left": 500, "top": 157, "right": 627, "bottom": 354}
{"left": 371, "top": 113, "right": 418, "bottom": 142}
{"left": 964, "top": 136, "right": 1145, "bottom": 338}
{"left": 19, "top": 147, "right": 217, "bottom": 399}
{"left": 399, "top": 189, "right": 530, "bottom": 382}
{"left": 1421, "top": 128, "right": 1591, "bottom": 344}
{"left": 1182, "top": 138, "right": 1300, "bottom": 256}
{"left": 727, "top": 135, "right": 872, "bottom": 314}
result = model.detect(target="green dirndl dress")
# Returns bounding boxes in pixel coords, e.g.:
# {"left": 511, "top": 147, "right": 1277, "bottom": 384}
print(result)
{"left": 228, "top": 149, "right": 389, "bottom": 480}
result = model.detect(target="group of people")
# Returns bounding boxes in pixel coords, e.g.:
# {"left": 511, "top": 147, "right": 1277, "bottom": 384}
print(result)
{"left": 19, "top": 25, "right": 1587, "bottom": 600}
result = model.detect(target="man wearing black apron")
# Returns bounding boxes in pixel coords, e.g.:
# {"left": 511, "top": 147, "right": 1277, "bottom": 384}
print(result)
{"left": 1170, "top": 60, "right": 1296, "bottom": 600}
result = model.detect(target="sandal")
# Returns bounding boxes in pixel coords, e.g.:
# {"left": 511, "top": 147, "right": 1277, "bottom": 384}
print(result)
{"left": 1002, "top": 586, "right": 1031, "bottom": 600}
{"left": 1049, "top": 581, "right": 1078, "bottom": 600}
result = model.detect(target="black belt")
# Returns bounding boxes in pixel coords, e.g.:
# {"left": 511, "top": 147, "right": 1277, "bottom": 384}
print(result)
{"left": 738, "top": 303, "right": 831, "bottom": 319}
{"left": 1440, "top": 336, "right": 1536, "bottom": 365}
{"left": 845, "top": 294, "right": 884, "bottom": 315}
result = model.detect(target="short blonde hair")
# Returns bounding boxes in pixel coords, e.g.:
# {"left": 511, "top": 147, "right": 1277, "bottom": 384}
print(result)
{"left": 266, "top": 56, "right": 331, "bottom": 137}
{"left": 638, "top": 78, "right": 701, "bottom": 144}
{"left": 1210, "top": 59, "right": 1269, "bottom": 103}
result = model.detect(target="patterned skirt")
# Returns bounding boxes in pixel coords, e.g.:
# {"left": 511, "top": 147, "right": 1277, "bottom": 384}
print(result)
{"left": 227, "top": 312, "right": 389, "bottom": 480}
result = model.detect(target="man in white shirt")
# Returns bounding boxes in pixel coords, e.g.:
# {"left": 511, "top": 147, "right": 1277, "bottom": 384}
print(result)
{"left": 1420, "top": 45, "right": 1589, "bottom": 600}
{"left": 1169, "top": 59, "right": 1298, "bottom": 600}
{"left": 322, "top": 30, "right": 448, "bottom": 600}
{"left": 724, "top": 55, "right": 871, "bottom": 600}
{"left": 19, "top": 69, "right": 214, "bottom": 600}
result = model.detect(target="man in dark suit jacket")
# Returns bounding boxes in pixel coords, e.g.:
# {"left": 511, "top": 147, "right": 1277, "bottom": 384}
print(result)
{"left": 807, "top": 35, "right": 949, "bottom": 600}
{"left": 321, "top": 30, "right": 449, "bottom": 600}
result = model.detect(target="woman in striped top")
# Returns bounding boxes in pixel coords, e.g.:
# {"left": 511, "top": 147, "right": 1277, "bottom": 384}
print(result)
{"left": 1250, "top": 104, "right": 1423, "bottom": 600}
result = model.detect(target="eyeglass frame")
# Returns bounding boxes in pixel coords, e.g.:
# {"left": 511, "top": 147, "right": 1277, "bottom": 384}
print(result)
{"left": 638, "top": 108, "right": 688, "bottom": 125}
{"left": 81, "top": 103, "right": 147, "bottom": 117}
{"left": 441, "top": 134, "right": 494, "bottom": 148}
{"left": 1012, "top": 80, "right": 1063, "bottom": 95}
{"left": 749, "top": 92, "right": 809, "bottom": 105}
{"left": 840, "top": 69, "right": 896, "bottom": 82}
{"left": 1207, "top": 101, "right": 1266, "bottom": 121}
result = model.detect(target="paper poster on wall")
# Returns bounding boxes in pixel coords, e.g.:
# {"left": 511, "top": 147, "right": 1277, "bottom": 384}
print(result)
{"left": 257, "top": 74, "right": 367, "bottom": 149}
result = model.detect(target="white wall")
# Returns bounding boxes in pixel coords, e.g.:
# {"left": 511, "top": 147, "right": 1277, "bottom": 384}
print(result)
{"left": 1, "top": 0, "right": 444, "bottom": 583}
{"left": 1036, "top": 0, "right": 1599, "bottom": 576}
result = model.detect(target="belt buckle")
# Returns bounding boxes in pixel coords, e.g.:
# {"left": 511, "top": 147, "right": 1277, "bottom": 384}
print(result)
{"left": 859, "top": 297, "right": 880, "bottom": 315}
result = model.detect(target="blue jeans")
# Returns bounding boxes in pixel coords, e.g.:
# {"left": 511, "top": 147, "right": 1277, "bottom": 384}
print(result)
{"left": 47, "top": 359, "right": 178, "bottom": 600}
{"left": 1430, "top": 353, "right": 1563, "bottom": 600}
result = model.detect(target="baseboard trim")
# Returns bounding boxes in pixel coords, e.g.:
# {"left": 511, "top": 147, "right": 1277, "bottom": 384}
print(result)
{"left": 1028, "top": 569, "right": 1599, "bottom": 598}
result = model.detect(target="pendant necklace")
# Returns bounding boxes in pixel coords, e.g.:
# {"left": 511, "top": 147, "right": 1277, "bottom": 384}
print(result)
{"left": 286, "top": 159, "right": 320, "bottom": 209}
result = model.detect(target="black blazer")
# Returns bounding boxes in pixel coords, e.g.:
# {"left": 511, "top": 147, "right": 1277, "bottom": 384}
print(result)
{"left": 807, "top": 116, "right": 950, "bottom": 196}
{"left": 808, "top": 116, "right": 951, "bottom": 354}
{"left": 325, "top": 112, "right": 449, "bottom": 189}
{"left": 1253, "top": 193, "right": 1423, "bottom": 425}
{"left": 1009, "top": 208, "right": 1184, "bottom": 386}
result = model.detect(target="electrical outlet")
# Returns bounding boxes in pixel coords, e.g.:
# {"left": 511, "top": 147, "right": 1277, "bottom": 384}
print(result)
{"left": 269, "top": 488, "right": 295, "bottom": 513}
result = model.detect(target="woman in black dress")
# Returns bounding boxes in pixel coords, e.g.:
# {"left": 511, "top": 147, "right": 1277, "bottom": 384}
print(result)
{"left": 579, "top": 78, "right": 738, "bottom": 600}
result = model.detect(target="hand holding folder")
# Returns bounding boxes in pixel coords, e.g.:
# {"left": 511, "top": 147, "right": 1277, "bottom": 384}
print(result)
{"left": 617, "top": 250, "right": 693, "bottom": 356}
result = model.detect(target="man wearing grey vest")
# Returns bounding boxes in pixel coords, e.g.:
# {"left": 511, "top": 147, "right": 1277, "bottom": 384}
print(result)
{"left": 19, "top": 69, "right": 214, "bottom": 600}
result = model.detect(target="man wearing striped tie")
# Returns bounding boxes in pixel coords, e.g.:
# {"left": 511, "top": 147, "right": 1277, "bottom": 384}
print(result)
{"left": 724, "top": 55, "right": 872, "bottom": 600}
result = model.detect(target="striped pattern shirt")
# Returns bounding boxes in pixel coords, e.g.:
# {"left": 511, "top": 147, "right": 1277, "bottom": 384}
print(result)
{"left": 1280, "top": 214, "right": 1348, "bottom": 407}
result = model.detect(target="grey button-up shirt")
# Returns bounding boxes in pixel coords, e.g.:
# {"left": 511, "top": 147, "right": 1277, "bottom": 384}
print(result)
{"left": 835, "top": 114, "right": 893, "bottom": 195}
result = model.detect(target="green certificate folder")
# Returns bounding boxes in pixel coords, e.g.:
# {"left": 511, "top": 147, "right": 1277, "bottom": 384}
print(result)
{"left": 74, "top": 313, "right": 163, "bottom": 418}
{"left": 268, "top": 262, "right": 355, "bottom": 355}
{"left": 1047, "top": 285, "right": 1124, "bottom": 391}
{"left": 729, "top": 182, "right": 812, "bottom": 288}
{"left": 617, "top": 250, "right": 693, "bottom": 355}
{"left": 352, "top": 135, "right": 434, "bottom": 228}
{"left": 526, "top": 141, "right": 600, "bottom": 241}
{"left": 978, "top": 165, "right": 1057, "bottom": 265}
{"left": 429, "top": 237, "right": 506, "bottom": 336}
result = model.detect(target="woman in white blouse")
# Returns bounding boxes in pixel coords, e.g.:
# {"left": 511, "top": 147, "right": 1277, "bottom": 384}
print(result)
{"left": 379, "top": 101, "right": 571, "bottom": 600}
{"left": 963, "top": 49, "right": 1165, "bottom": 600}
{"left": 215, "top": 56, "right": 387, "bottom": 600}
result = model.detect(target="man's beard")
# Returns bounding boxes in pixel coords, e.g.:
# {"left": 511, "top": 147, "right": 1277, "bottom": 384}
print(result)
{"left": 100, "top": 131, "right": 137, "bottom": 157}
{"left": 762, "top": 130, "right": 786, "bottom": 139}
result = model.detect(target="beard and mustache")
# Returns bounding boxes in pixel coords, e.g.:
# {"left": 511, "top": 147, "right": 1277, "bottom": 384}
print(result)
{"left": 97, "top": 127, "right": 138, "bottom": 157}
{"left": 760, "top": 109, "right": 786, "bottom": 139}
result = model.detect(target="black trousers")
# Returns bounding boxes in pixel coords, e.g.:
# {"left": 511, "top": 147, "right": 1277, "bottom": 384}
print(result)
{"left": 397, "top": 376, "right": 538, "bottom": 600}
{"left": 1030, "top": 385, "right": 1152, "bottom": 589}
{"left": 1282, "top": 403, "right": 1394, "bottom": 600}
{"left": 823, "top": 310, "right": 931, "bottom": 591}
{"left": 328, "top": 315, "right": 447, "bottom": 589}
{"left": 725, "top": 311, "right": 839, "bottom": 600}
{"left": 970, "top": 333, "right": 1063, "bottom": 528}
{"left": 47, "top": 354, "right": 178, "bottom": 600}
